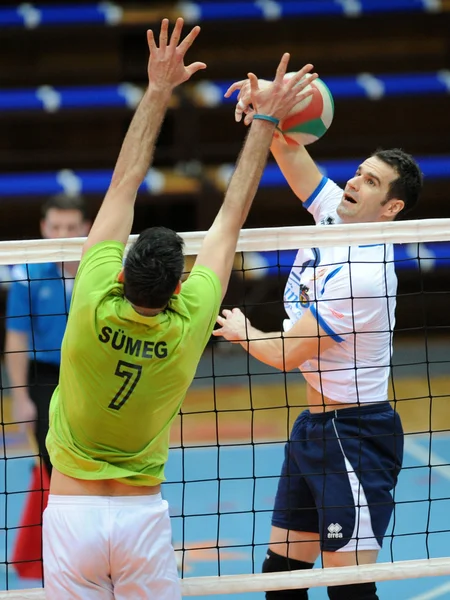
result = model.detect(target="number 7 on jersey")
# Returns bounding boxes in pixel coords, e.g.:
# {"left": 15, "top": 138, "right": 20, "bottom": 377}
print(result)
{"left": 109, "top": 360, "right": 142, "bottom": 410}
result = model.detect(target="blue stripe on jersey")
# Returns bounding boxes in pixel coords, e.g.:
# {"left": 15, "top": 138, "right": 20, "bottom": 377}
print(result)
{"left": 310, "top": 305, "right": 344, "bottom": 343}
{"left": 303, "top": 176, "right": 328, "bottom": 209}
{"left": 290, "top": 270, "right": 301, "bottom": 283}
{"left": 320, "top": 266, "right": 343, "bottom": 296}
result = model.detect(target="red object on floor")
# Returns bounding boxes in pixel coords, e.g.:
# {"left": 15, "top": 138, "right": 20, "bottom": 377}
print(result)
{"left": 11, "top": 464, "right": 50, "bottom": 580}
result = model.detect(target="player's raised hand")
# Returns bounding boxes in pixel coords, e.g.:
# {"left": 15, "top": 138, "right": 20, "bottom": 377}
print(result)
{"left": 225, "top": 78, "right": 273, "bottom": 123}
{"left": 248, "top": 55, "right": 318, "bottom": 124}
{"left": 147, "top": 18, "right": 206, "bottom": 91}
{"left": 224, "top": 78, "right": 255, "bottom": 122}
{"left": 225, "top": 57, "right": 318, "bottom": 125}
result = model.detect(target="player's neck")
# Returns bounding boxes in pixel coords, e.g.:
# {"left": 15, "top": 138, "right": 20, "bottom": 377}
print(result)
{"left": 132, "top": 304, "right": 164, "bottom": 317}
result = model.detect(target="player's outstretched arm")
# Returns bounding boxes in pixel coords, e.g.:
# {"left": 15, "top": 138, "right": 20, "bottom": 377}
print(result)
{"left": 270, "top": 136, "right": 323, "bottom": 202}
{"left": 195, "top": 56, "right": 317, "bottom": 299}
{"left": 213, "top": 307, "right": 335, "bottom": 371}
{"left": 82, "top": 18, "right": 206, "bottom": 256}
{"left": 225, "top": 75, "right": 322, "bottom": 203}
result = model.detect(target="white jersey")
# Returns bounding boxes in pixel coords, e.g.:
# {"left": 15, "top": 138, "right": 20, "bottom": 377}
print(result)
{"left": 283, "top": 177, "right": 397, "bottom": 404}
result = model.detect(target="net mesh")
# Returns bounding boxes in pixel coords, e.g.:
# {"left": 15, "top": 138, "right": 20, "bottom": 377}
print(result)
{"left": 1, "top": 219, "right": 450, "bottom": 598}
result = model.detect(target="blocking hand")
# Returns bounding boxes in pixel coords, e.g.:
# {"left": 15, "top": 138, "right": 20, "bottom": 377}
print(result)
{"left": 147, "top": 17, "right": 206, "bottom": 91}
{"left": 226, "top": 56, "right": 318, "bottom": 125}
{"left": 225, "top": 77, "right": 271, "bottom": 123}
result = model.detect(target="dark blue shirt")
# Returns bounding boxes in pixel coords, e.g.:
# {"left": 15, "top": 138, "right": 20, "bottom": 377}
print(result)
{"left": 6, "top": 263, "right": 73, "bottom": 366}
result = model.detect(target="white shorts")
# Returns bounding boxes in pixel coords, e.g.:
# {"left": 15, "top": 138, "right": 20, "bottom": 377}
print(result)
{"left": 43, "top": 494, "right": 180, "bottom": 600}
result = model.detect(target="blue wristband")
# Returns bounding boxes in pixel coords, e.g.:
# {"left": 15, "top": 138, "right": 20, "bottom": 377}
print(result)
{"left": 253, "top": 114, "right": 280, "bottom": 126}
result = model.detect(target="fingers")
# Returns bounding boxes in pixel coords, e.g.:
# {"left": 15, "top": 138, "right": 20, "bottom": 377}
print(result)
{"left": 274, "top": 52, "right": 291, "bottom": 84}
{"left": 235, "top": 98, "right": 250, "bottom": 122}
{"left": 154, "top": 18, "right": 201, "bottom": 56}
{"left": 147, "top": 29, "right": 157, "bottom": 54}
{"left": 235, "top": 85, "right": 252, "bottom": 122}
{"left": 159, "top": 18, "right": 169, "bottom": 50}
{"left": 213, "top": 314, "right": 225, "bottom": 336}
{"left": 237, "top": 82, "right": 251, "bottom": 103}
{"left": 244, "top": 108, "right": 255, "bottom": 126}
{"left": 294, "top": 88, "right": 315, "bottom": 104}
{"left": 225, "top": 80, "right": 252, "bottom": 122}
{"left": 248, "top": 72, "right": 259, "bottom": 98}
{"left": 286, "top": 64, "right": 316, "bottom": 91}
{"left": 216, "top": 308, "right": 238, "bottom": 321}
{"left": 224, "top": 80, "right": 247, "bottom": 98}
{"left": 213, "top": 308, "right": 245, "bottom": 341}
{"left": 169, "top": 16, "right": 183, "bottom": 47}
{"left": 291, "top": 72, "right": 318, "bottom": 98}
{"left": 178, "top": 24, "right": 201, "bottom": 55}
{"left": 186, "top": 61, "right": 207, "bottom": 77}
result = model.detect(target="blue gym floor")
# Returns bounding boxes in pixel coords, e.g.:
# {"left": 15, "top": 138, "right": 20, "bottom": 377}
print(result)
{"left": 1, "top": 432, "right": 449, "bottom": 599}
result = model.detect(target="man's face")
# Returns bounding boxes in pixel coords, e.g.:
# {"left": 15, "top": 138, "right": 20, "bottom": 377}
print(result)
{"left": 40, "top": 208, "right": 90, "bottom": 239}
{"left": 336, "top": 156, "right": 404, "bottom": 224}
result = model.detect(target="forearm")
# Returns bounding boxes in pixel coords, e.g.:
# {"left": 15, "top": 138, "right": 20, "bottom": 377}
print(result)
{"left": 219, "top": 119, "right": 277, "bottom": 228}
{"left": 270, "top": 136, "right": 322, "bottom": 202}
{"left": 239, "top": 324, "right": 287, "bottom": 370}
{"left": 83, "top": 85, "right": 173, "bottom": 251}
{"left": 109, "top": 85, "right": 172, "bottom": 194}
{"left": 5, "top": 332, "right": 30, "bottom": 399}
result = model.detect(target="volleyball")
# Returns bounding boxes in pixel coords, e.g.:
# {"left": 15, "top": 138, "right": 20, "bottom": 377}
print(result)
{"left": 277, "top": 73, "right": 334, "bottom": 146}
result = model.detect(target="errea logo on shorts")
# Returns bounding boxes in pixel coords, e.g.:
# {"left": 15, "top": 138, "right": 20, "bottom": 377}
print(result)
{"left": 327, "top": 523, "right": 343, "bottom": 538}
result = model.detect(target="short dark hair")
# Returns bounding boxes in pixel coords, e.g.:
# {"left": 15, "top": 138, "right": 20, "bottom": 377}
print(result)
{"left": 41, "top": 194, "right": 89, "bottom": 221}
{"left": 123, "top": 227, "right": 185, "bottom": 309}
{"left": 372, "top": 148, "right": 423, "bottom": 217}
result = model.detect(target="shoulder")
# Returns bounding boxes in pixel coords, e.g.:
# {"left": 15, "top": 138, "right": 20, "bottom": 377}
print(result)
{"left": 304, "top": 177, "right": 344, "bottom": 224}
{"left": 75, "top": 241, "right": 125, "bottom": 293}
{"left": 81, "top": 240, "right": 124, "bottom": 266}
{"left": 172, "top": 265, "right": 222, "bottom": 325}
{"left": 181, "top": 265, "right": 222, "bottom": 297}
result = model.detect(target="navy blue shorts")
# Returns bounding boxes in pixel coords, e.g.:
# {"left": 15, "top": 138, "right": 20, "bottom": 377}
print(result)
{"left": 272, "top": 403, "right": 403, "bottom": 552}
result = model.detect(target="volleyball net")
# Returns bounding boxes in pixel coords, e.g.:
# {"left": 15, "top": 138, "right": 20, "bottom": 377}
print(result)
{"left": 1, "top": 219, "right": 450, "bottom": 598}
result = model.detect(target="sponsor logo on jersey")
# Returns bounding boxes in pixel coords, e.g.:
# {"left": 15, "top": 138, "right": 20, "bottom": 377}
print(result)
{"left": 329, "top": 308, "right": 344, "bottom": 319}
{"left": 312, "top": 267, "right": 327, "bottom": 281}
{"left": 299, "top": 284, "right": 310, "bottom": 307}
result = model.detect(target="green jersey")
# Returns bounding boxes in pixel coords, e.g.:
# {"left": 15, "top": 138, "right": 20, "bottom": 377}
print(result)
{"left": 46, "top": 241, "right": 221, "bottom": 486}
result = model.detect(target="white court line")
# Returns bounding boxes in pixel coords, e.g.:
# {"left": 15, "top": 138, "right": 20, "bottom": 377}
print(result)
{"left": 404, "top": 437, "right": 450, "bottom": 482}
{"left": 407, "top": 581, "right": 450, "bottom": 600}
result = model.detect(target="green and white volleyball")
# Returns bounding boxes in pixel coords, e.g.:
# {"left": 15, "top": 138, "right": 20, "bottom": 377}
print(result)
{"left": 278, "top": 73, "right": 334, "bottom": 146}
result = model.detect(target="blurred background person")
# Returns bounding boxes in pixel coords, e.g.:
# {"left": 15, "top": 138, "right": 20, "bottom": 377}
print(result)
{"left": 5, "top": 194, "right": 91, "bottom": 476}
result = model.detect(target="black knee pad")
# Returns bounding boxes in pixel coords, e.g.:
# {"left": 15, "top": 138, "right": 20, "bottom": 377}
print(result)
{"left": 262, "top": 549, "right": 313, "bottom": 599}
{"left": 328, "top": 582, "right": 378, "bottom": 600}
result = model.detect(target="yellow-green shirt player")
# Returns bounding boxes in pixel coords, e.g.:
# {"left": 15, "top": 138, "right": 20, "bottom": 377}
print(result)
{"left": 47, "top": 241, "right": 221, "bottom": 486}
{"left": 42, "top": 16, "right": 318, "bottom": 600}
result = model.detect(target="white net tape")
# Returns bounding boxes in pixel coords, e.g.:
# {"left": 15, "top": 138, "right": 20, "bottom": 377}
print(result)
{"left": 1, "top": 218, "right": 449, "bottom": 264}
{"left": 1, "top": 558, "right": 450, "bottom": 597}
